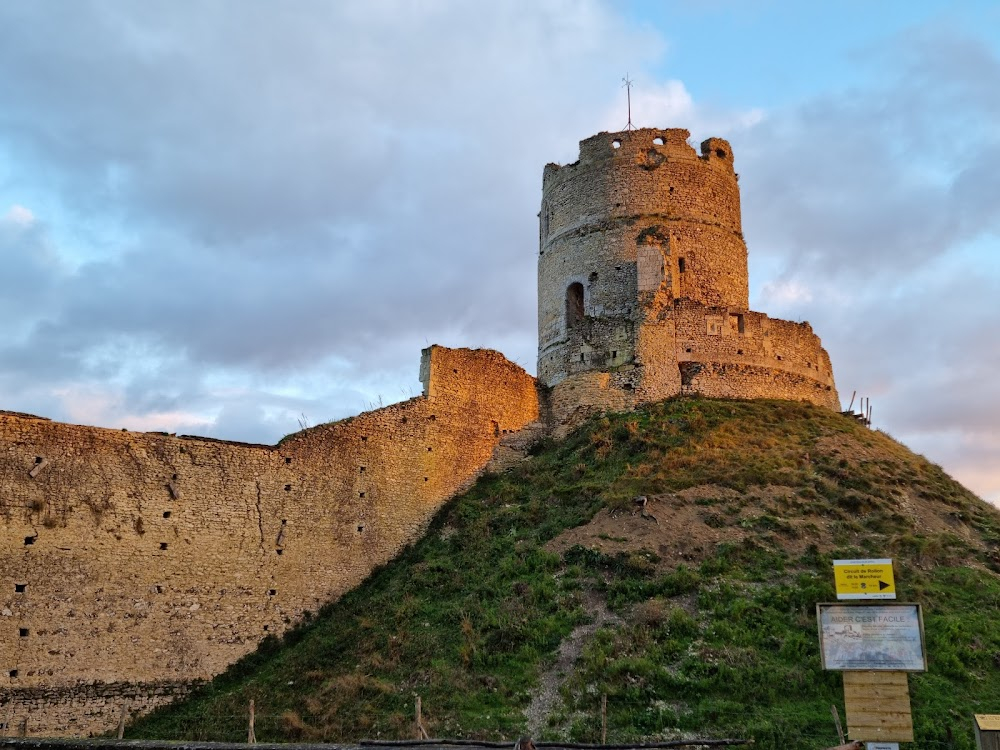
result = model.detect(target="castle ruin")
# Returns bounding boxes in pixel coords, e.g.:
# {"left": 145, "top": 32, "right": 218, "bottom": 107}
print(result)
{"left": 539, "top": 128, "right": 838, "bottom": 425}
{"left": 0, "top": 127, "right": 839, "bottom": 736}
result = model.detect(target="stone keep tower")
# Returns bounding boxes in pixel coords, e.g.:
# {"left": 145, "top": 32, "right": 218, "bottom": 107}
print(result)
{"left": 537, "top": 128, "right": 839, "bottom": 422}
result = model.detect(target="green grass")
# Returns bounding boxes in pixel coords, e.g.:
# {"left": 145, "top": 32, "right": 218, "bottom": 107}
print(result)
{"left": 129, "top": 397, "right": 1000, "bottom": 749}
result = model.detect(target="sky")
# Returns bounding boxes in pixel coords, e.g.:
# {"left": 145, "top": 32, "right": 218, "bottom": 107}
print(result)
{"left": 0, "top": 1, "right": 998, "bottom": 503}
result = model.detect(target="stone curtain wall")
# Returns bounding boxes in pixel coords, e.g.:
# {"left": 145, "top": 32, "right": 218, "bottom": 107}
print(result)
{"left": 546, "top": 305, "right": 838, "bottom": 435}
{"left": 545, "top": 372, "right": 636, "bottom": 439}
{"left": 627, "top": 303, "right": 837, "bottom": 410}
{"left": 0, "top": 682, "right": 194, "bottom": 739}
{"left": 670, "top": 304, "right": 838, "bottom": 408}
{"left": 0, "top": 347, "right": 538, "bottom": 737}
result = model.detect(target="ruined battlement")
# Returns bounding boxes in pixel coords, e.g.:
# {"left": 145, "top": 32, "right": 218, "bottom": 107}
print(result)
{"left": 541, "top": 129, "right": 742, "bottom": 248}
{"left": 544, "top": 128, "right": 733, "bottom": 173}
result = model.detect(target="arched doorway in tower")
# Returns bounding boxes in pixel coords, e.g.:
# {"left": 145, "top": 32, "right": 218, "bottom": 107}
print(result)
{"left": 566, "top": 282, "right": 584, "bottom": 328}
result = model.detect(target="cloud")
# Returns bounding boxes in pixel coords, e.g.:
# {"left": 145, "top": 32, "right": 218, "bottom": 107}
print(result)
{"left": 0, "top": 4, "right": 995, "bottom": 506}
{"left": 733, "top": 25, "right": 1000, "bottom": 502}
{"left": 0, "top": 1, "right": 678, "bottom": 440}
{"left": 52, "top": 383, "right": 213, "bottom": 434}
{"left": 738, "top": 27, "right": 1000, "bottom": 283}
{"left": 595, "top": 77, "right": 764, "bottom": 142}
{"left": 903, "top": 429, "right": 1000, "bottom": 506}
{"left": 4, "top": 205, "right": 35, "bottom": 227}
{"left": 758, "top": 279, "right": 813, "bottom": 306}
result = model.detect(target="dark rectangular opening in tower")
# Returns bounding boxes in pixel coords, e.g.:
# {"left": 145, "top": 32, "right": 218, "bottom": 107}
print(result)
{"left": 566, "top": 282, "right": 584, "bottom": 327}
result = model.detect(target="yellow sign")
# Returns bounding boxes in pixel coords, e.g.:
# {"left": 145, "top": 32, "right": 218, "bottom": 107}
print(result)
{"left": 975, "top": 715, "right": 1000, "bottom": 731}
{"left": 834, "top": 559, "right": 896, "bottom": 600}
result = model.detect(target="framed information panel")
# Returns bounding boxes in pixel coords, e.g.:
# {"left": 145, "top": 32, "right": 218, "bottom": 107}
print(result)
{"left": 817, "top": 603, "right": 926, "bottom": 671}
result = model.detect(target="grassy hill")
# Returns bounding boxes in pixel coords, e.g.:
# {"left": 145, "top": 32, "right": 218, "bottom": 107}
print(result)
{"left": 130, "top": 397, "right": 1000, "bottom": 749}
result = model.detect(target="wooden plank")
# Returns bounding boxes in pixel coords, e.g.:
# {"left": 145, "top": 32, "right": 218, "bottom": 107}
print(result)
{"left": 843, "top": 671, "right": 908, "bottom": 688}
{"left": 847, "top": 710, "right": 913, "bottom": 726}
{"left": 846, "top": 721, "right": 914, "bottom": 743}
{"left": 843, "top": 671, "right": 909, "bottom": 686}
{"left": 849, "top": 728, "right": 914, "bottom": 743}
{"left": 845, "top": 684, "right": 910, "bottom": 701}
{"left": 848, "top": 727, "right": 914, "bottom": 742}
{"left": 845, "top": 683, "right": 909, "bottom": 710}
{"left": 845, "top": 697, "right": 912, "bottom": 712}
{"left": 845, "top": 690, "right": 911, "bottom": 708}
{"left": 976, "top": 728, "right": 1000, "bottom": 750}
{"left": 843, "top": 670, "right": 913, "bottom": 742}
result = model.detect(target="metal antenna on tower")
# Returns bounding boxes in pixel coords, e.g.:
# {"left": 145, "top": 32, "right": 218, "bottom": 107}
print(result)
{"left": 622, "top": 74, "right": 635, "bottom": 131}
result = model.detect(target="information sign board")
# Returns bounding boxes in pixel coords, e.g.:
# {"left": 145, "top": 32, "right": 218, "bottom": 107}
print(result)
{"left": 976, "top": 715, "right": 1000, "bottom": 731}
{"left": 975, "top": 715, "right": 1000, "bottom": 750}
{"left": 817, "top": 603, "right": 926, "bottom": 671}
{"left": 866, "top": 742, "right": 900, "bottom": 750}
{"left": 834, "top": 559, "right": 896, "bottom": 600}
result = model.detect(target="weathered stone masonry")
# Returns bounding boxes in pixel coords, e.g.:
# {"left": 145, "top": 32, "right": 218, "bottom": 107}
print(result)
{"left": 0, "top": 346, "right": 538, "bottom": 737}
{"left": 537, "top": 128, "right": 838, "bottom": 428}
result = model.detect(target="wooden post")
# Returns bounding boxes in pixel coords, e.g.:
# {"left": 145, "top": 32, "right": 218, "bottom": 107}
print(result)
{"left": 414, "top": 695, "right": 428, "bottom": 739}
{"left": 848, "top": 391, "right": 856, "bottom": 412}
{"left": 601, "top": 694, "right": 607, "bottom": 745}
{"left": 248, "top": 699, "right": 256, "bottom": 744}
{"left": 831, "top": 704, "right": 845, "bottom": 745}
{"left": 116, "top": 700, "right": 129, "bottom": 740}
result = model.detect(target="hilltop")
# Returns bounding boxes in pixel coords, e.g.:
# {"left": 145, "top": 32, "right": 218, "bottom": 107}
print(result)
{"left": 130, "top": 397, "right": 1000, "bottom": 749}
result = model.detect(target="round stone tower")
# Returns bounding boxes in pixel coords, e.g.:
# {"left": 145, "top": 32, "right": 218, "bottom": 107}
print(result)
{"left": 538, "top": 128, "right": 748, "bottom": 387}
{"left": 537, "top": 127, "right": 838, "bottom": 426}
